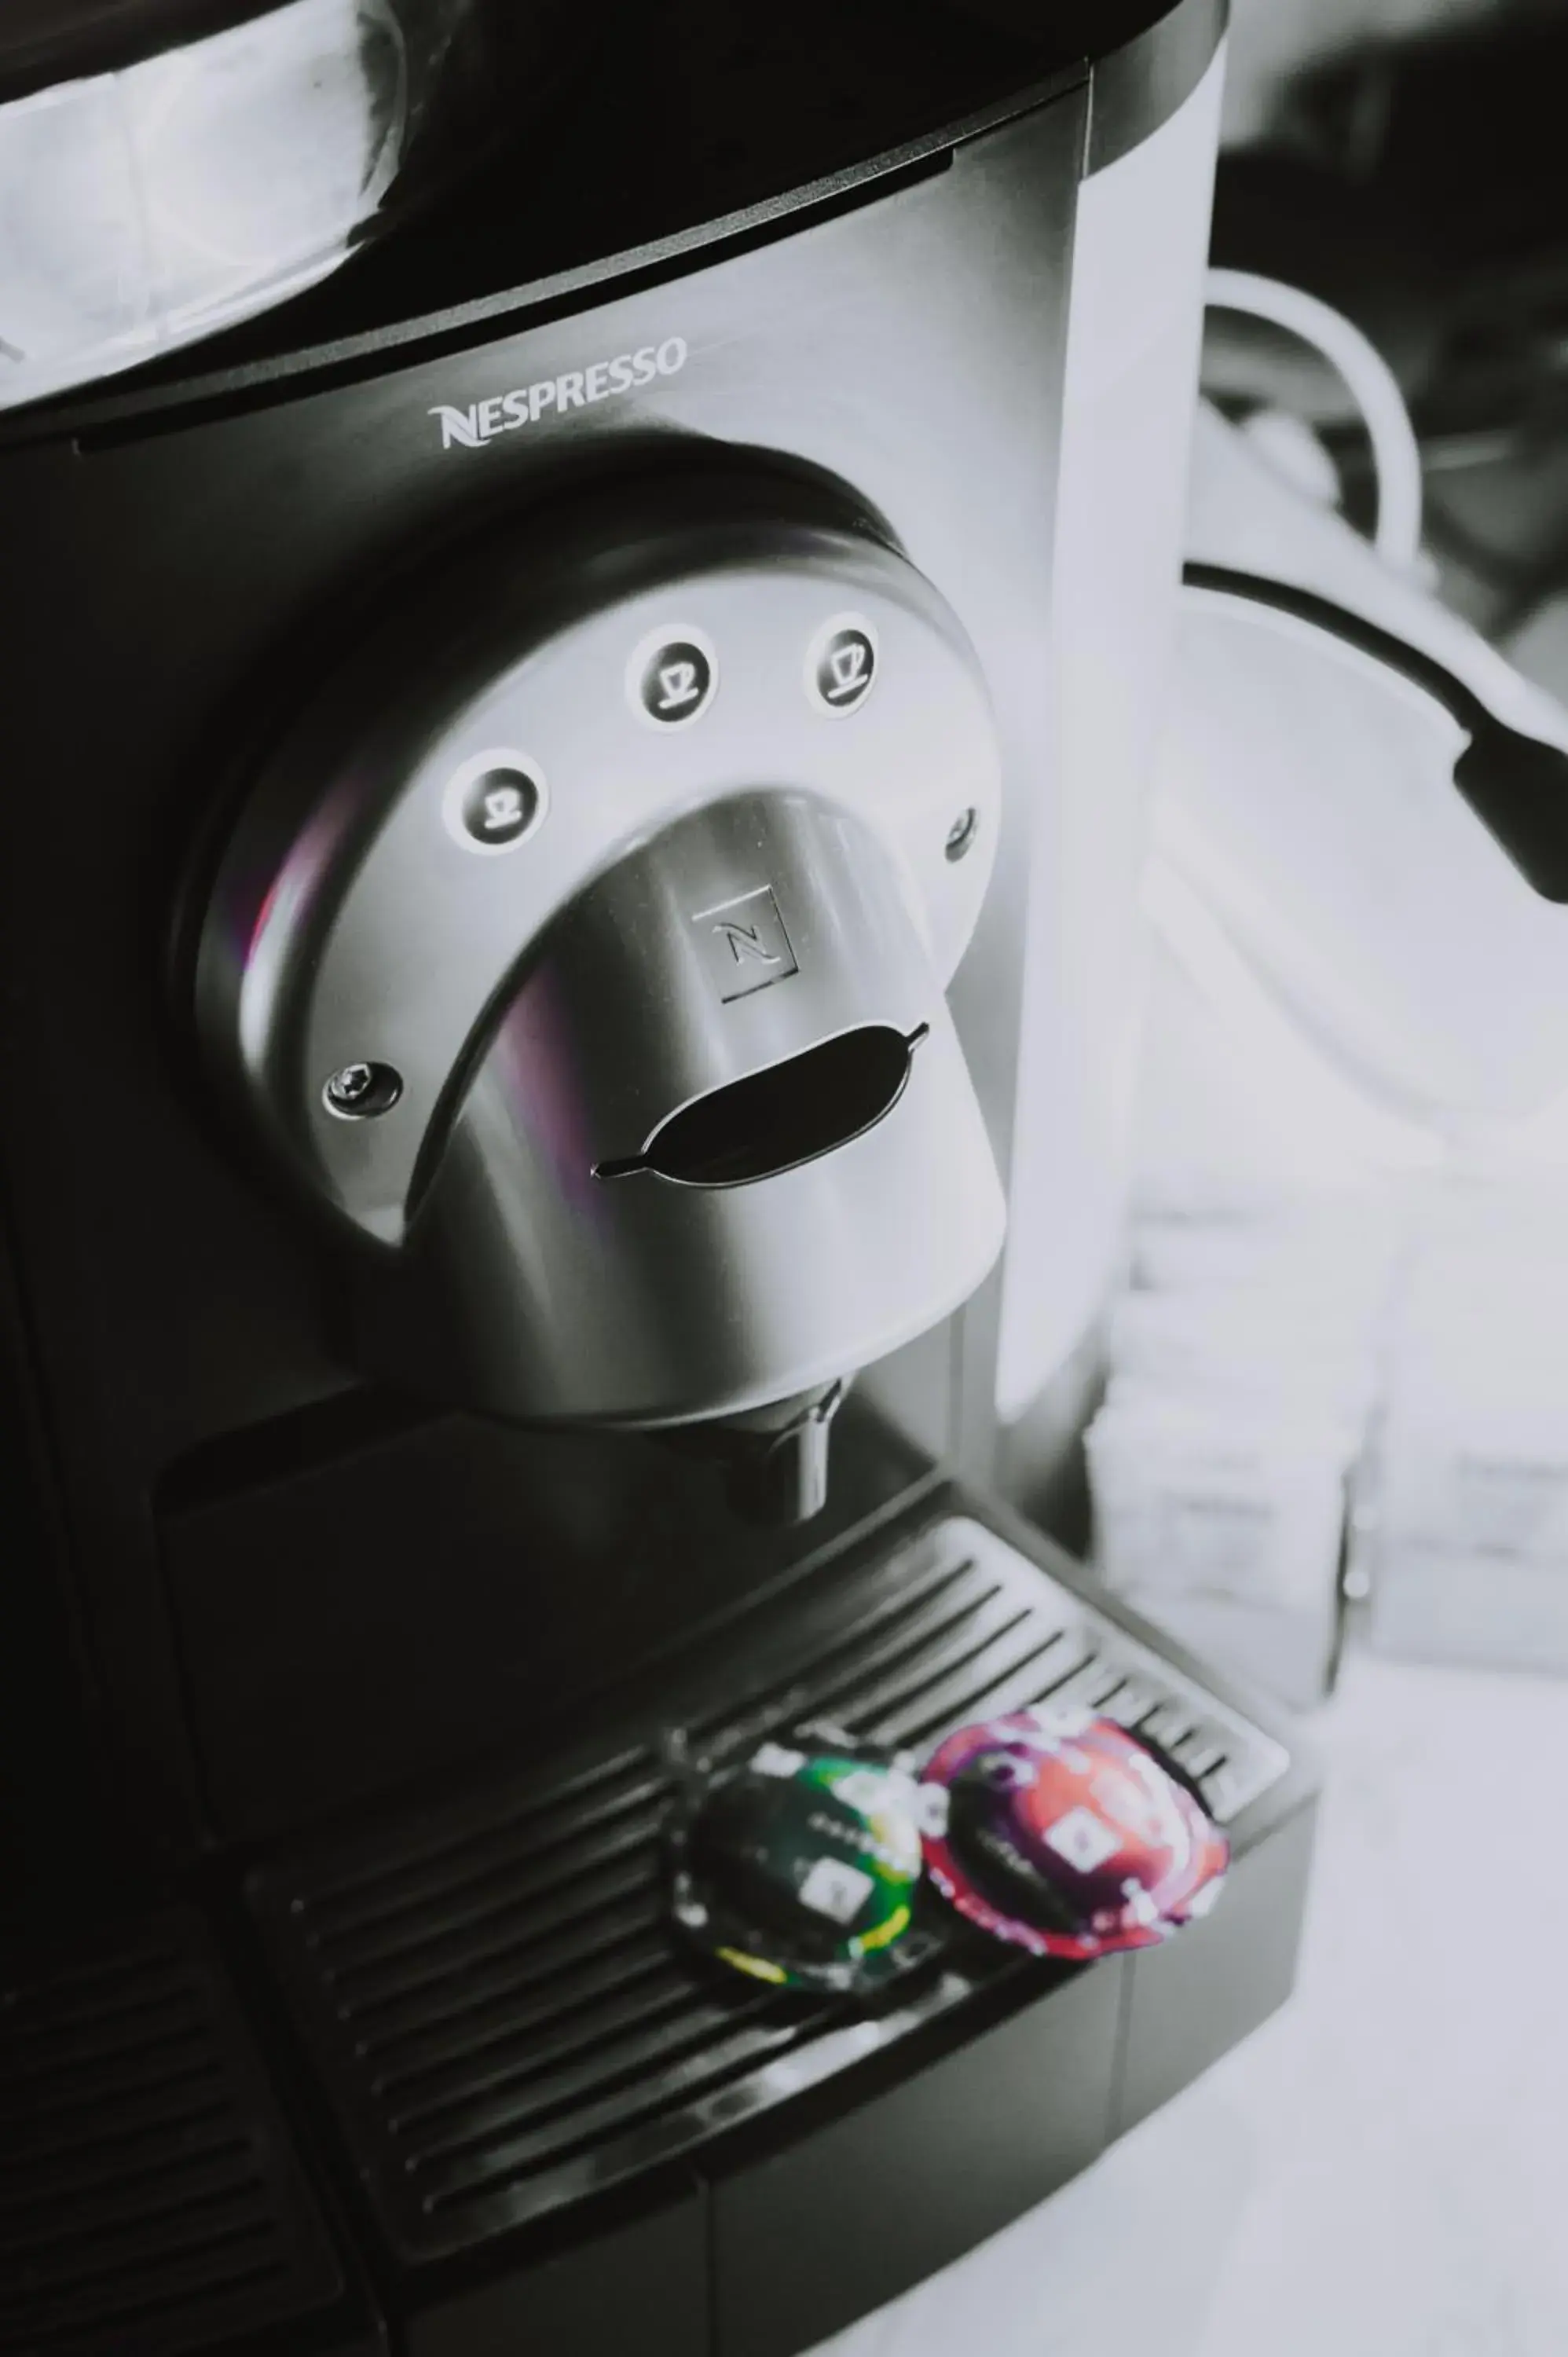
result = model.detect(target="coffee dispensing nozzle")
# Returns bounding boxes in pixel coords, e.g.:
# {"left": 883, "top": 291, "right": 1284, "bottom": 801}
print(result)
{"left": 668, "top": 1384, "right": 845, "bottom": 1529}
{"left": 189, "top": 467, "right": 1007, "bottom": 1520}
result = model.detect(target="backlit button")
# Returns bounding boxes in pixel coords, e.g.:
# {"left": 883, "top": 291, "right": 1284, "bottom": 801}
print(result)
{"left": 628, "top": 625, "right": 718, "bottom": 728}
{"left": 804, "top": 614, "right": 877, "bottom": 717}
{"left": 442, "top": 749, "right": 548, "bottom": 854}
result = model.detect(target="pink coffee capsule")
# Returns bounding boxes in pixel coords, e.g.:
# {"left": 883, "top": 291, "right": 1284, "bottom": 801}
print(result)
{"left": 917, "top": 1704, "right": 1229, "bottom": 1961}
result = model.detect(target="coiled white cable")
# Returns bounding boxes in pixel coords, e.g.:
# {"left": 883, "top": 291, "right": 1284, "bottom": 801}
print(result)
{"left": 1205, "top": 266, "right": 1425, "bottom": 577}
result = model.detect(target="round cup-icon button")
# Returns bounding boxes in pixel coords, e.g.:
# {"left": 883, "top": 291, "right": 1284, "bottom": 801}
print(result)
{"left": 442, "top": 752, "right": 548, "bottom": 854}
{"left": 806, "top": 616, "right": 877, "bottom": 717}
{"left": 631, "top": 629, "right": 718, "bottom": 728}
{"left": 463, "top": 769, "right": 537, "bottom": 845}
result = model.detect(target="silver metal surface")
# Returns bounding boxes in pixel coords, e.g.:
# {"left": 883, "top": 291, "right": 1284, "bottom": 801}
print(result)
{"left": 356, "top": 786, "right": 1005, "bottom": 1428}
{"left": 196, "top": 470, "right": 1006, "bottom": 1439}
{"left": 198, "top": 480, "right": 1002, "bottom": 1248}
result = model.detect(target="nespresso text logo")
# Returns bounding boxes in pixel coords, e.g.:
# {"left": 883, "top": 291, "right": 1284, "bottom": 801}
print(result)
{"left": 430, "top": 336, "right": 688, "bottom": 449}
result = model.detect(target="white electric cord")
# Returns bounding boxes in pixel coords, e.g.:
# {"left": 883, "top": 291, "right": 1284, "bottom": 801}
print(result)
{"left": 1205, "top": 266, "right": 1426, "bottom": 577}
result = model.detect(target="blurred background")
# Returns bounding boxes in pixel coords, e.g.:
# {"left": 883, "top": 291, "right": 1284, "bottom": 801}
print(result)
{"left": 1079, "top": 0, "right": 1568, "bottom": 1702}
{"left": 1220, "top": 0, "right": 1568, "bottom": 677}
{"left": 1222, "top": 0, "right": 1563, "bottom": 141}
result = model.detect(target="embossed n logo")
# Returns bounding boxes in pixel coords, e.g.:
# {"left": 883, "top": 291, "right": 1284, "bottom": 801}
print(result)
{"left": 714, "top": 920, "right": 782, "bottom": 967}
{"left": 691, "top": 886, "right": 799, "bottom": 1003}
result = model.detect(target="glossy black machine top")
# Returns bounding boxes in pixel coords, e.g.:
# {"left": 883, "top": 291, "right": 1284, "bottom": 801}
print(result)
{"left": 0, "top": 0, "right": 1222, "bottom": 442}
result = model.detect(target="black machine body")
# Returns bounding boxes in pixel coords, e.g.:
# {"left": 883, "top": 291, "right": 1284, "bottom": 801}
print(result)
{"left": 0, "top": 8, "right": 1320, "bottom": 2355}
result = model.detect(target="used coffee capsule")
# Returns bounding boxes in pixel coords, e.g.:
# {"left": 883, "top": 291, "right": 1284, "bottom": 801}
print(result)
{"left": 917, "top": 1704, "right": 1229, "bottom": 1961}
{"left": 667, "top": 1728, "right": 936, "bottom": 1994}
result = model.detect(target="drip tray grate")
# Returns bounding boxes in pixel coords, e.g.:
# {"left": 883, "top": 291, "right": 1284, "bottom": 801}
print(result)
{"left": 247, "top": 1513, "right": 1289, "bottom": 2265}
{"left": 0, "top": 1910, "right": 345, "bottom": 2354}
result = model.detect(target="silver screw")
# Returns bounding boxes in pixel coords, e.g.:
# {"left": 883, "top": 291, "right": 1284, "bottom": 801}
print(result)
{"left": 323, "top": 1061, "right": 401, "bottom": 1119}
{"left": 945, "top": 807, "right": 980, "bottom": 863}
{"left": 325, "top": 1062, "right": 375, "bottom": 1109}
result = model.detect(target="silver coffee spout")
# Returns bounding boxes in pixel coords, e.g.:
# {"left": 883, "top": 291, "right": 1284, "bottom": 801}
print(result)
{"left": 669, "top": 1382, "right": 846, "bottom": 1527}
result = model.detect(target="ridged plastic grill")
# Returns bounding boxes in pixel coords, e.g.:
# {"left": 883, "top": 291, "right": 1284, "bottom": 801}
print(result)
{"left": 250, "top": 1516, "right": 1289, "bottom": 2263}
{"left": 0, "top": 1912, "right": 343, "bottom": 2354}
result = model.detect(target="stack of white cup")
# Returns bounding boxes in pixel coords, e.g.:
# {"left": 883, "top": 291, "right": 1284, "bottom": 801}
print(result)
{"left": 1086, "top": 1182, "right": 1399, "bottom": 1709}
{"left": 1362, "top": 1177, "right": 1568, "bottom": 1674}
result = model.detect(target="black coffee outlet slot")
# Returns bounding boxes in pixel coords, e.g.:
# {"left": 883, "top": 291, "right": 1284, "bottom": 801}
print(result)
{"left": 595, "top": 1024, "right": 929, "bottom": 1187}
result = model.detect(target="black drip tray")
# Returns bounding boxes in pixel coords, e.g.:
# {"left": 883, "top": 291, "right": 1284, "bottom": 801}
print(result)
{"left": 0, "top": 1908, "right": 368, "bottom": 2355}
{"left": 247, "top": 1512, "right": 1295, "bottom": 2275}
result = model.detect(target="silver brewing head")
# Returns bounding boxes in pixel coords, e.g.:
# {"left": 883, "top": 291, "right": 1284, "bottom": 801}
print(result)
{"left": 668, "top": 1384, "right": 846, "bottom": 1528}
{"left": 191, "top": 465, "right": 1006, "bottom": 1519}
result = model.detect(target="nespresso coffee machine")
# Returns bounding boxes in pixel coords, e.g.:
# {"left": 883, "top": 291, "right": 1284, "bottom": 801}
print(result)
{"left": 0, "top": 5, "right": 1320, "bottom": 2353}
